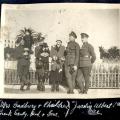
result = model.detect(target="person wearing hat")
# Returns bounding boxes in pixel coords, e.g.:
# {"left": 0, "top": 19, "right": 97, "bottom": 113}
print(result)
{"left": 65, "top": 31, "right": 80, "bottom": 94}
{"left": 76, "top": 33, "right": 96, "bottom": 94}
{"left": 50, "top": 40, "right": 65, "bottom": 92}
{"left": 35, "top": 39, "right": 50, "bottom": 91}
{"left": 14, "top": 39, "right": 31, "bottom": 91}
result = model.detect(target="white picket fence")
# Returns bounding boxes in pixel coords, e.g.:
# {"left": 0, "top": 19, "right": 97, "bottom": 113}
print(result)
{"left": 90, "top": 62, "right": 120, "bottom": 88}
{"left": 4, "top": 60, "right": 120, "bottom": 88}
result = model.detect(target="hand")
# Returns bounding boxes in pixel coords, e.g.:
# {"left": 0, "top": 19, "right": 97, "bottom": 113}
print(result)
{"left": 41, "top": 52, "right": 48, "bottom": 57}
{"left": 59, "top": 69, "right": 62, "bottom": 73}
{"left": 53, "top": 56, "right": 58, "bottom": 61}
{"left": 73, "top": 66, "right": 77, "bottom": 71}
{"left": 60, "top": 57, "right": 65, "bottom": 61}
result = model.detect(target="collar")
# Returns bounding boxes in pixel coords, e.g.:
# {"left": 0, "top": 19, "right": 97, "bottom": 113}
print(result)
{"left": 83, "top": 42, "right": 88, "bottom": 45}
{"left": 68, "top": 41, "right": 75, "bottom": 44}
{"left": 56, "top": 45, "right": 61, "bottom": 48}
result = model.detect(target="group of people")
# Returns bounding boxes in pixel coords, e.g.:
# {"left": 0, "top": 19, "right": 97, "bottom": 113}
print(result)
{"left": 14, "top": 30, "right": 96, "bottom": 94}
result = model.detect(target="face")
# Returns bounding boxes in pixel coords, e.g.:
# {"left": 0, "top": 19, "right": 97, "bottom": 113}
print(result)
{"left": 24, "top": 51, "right": 29, "bottom": 56}
{"left": 56, "top": 41, "right": 62, "bottom": 46}
{"left": 69, "top": 36, "right": 75, "bottom": 41}
{"left": 81, "top": 37, "right": 88, "bottom": 43}
{"left": 26, "top": 31, "right": 30, "bottom": 35}
{"left": 20, "top": 40, "right": 24, "bottom": 45}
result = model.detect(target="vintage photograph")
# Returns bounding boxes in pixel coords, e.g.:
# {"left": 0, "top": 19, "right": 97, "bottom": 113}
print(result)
{"left": 1, "top": 4, "right": 120, "bottom": 98}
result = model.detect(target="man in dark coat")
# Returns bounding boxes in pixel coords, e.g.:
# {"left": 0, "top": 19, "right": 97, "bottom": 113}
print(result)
{"left": 50, "top": 40, "right": 65, "bottom": 92}
{"left": 14, "top": 40, "right": 31, "bottom": 91}
{"left": 76, "top": 33, "right": 96, "bottom": 94}
{"left": 65, "top": 31, "right": 80, "bottom": 94}
{"left": 35, "top": 38, "right": 50, "bottom": 91}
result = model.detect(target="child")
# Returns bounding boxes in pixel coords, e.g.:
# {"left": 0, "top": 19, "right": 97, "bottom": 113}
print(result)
{"left": 50, "top": 56, "right": 61, "bottom": 92}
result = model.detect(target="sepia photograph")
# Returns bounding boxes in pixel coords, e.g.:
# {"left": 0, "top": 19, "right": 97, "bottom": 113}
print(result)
{"left": 1, "top": 3, "right": 120, "bottom": 98}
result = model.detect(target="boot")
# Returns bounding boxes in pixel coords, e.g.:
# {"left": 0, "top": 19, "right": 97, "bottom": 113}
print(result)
{"left": 79, "top": 90, "right": 84, "bottom": 94}
{"left": 56, "top": 84, "right": 59, "bottom": 92}
{"left": 51, "top": 85, "right": 55, "bottom": 92}
{"left": 37, "top": 81, "right": 45, "bottom": 91}
{"left": 26, "top": 82, "right": 31, "bottom": 90}
{"left": 37, "top": 78, "right": 42, "bottom": 91}
{"left": 41, "top": 82, "right": 45, "bottom": 91}
{"left": 37, "top": 83, "right": 42, "bottom": 91}
{"left": 26, "top": 86, "right": 30, "bottom": 90}
{"left": 83, "top": 89, "right": 88, "bottom": 94}
{"left": 20, "top": 84, "right": 25, "bottom": 91}
{"left": 67, "top": 90, "right": 74, "bottom": 94}
{"left": 83, "top": 90, "right": 88, "bottom": 94}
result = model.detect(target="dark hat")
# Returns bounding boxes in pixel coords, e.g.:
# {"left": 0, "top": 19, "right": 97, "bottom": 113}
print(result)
{"left": 43, "top": 43, "right": 48, "bottom": 47}
{"left": 56, "top": 40, "right": 62, "bottom": 43}
{"left": 69, "top": 31, "right": 77, "bottom": 39}
{"left": 80, "top": 33, "right": 89, "bottom": 38}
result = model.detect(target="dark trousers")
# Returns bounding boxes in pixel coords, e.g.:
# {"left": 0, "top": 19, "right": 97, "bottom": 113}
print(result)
{"left": 65, "top": 66, "right": 77, "bottom": 92}
{"left": 50, "top": 70, "right": 62, "bottom": 91}
{"left": 36, "top": 68, "right": 45, "bottom": 91}
{"left": 36, "top": 62, "right": 49, "bottom": 83}
{"left": 76, "top": 66, "right": 92, "bottom": 92}
{"left": 18, "top": 64, "right": 30, "bottom": 89}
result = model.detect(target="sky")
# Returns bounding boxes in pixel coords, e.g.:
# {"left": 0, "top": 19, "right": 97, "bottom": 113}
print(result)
{"left": 2, "top": 8, "right": 120, "bottom": 59}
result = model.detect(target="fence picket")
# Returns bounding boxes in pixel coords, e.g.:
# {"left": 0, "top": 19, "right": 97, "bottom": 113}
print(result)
{"left": 4, "top": 60, "right": 120, "bottom": 88}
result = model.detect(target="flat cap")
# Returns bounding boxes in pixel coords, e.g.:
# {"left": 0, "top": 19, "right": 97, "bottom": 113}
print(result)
{"left": 80, "top": 33, "right": 89, "bottom": 38}
{"left": 56, "top": 40, "right": 62, "bottom": 43}
{"left": 69, "top": 31, "right": 77, "bottom": 39}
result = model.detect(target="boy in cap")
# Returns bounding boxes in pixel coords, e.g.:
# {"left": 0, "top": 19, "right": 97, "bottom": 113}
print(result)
{"left": 65, "top": 31, "right": 80, "bottom": 94}
{"left": 14, "top": 39, "right": 31, "bottom": 91}
{"left": 76, "top": 33, "right": 96, "bottom": 94}
{"left": 50, "top": 40, "right": 65, "bottom": 92}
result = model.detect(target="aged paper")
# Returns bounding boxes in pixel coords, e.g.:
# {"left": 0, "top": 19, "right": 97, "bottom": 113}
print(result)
{"left": 1, "top": 3, "right": 120, "bottom": 98}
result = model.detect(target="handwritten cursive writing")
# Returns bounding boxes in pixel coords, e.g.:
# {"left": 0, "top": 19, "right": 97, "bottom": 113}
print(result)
{"left": 0, "top": 100, "right": 10, "bottom": 108}
{"left": 116, "top": 102, "right": 120, "bottom": 107}
{"left": 94, "top": 102, "right": 113, "bottom": 109}
{"left": 0, "top": 109, "right": 12, "bottom": 116}
{"left": 43, "top": 100, "right": 71, "bottom": 117}
{"left": 88, "top": 108, "right": 102, "bottom": 115}
{"left": 47, "top": 110, "right": 59, "bottom": 117}
{"left": 30, "top": 109, "right": 41, "bottom": 117}
{"left": 13, "top": 101, "right": 37, "bottom": 109}
{"left": 14, "top": 109, "right": 28, "bottom": 118}
{"left": 0, "top": 100, "right": 118, "bottom": 118}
